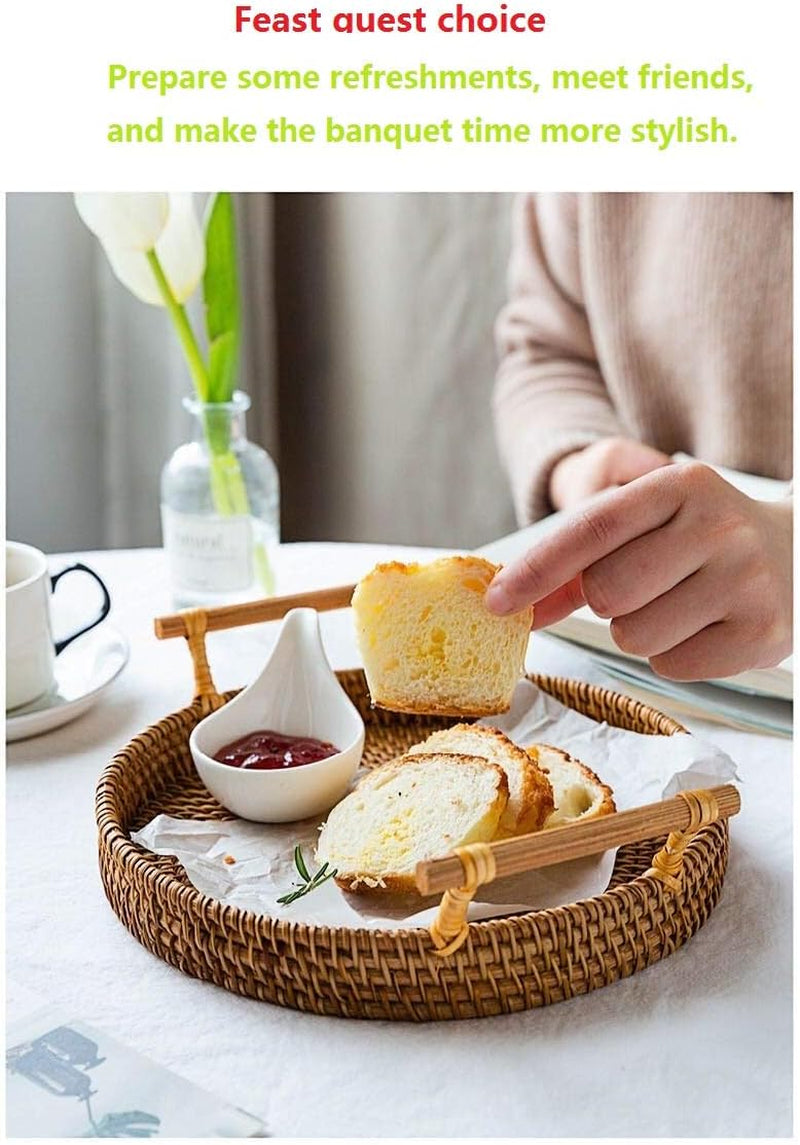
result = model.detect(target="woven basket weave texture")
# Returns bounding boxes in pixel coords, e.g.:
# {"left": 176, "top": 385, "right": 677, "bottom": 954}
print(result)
{"left": 96, "top": 670, "right": 729, "bottom": 1021}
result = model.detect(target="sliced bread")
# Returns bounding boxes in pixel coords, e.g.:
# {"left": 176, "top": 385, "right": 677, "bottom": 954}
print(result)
{"left": 351, "top": 556, "right": 532, "bottom": 717}
{"left": 316, "top": 752, "right": 509, "bottom": 894}
{"left": 526, "top": 745, "right": 616, "bottom": 827}
{"left": 407, "top": 723, "right": 553, "bottom": 837}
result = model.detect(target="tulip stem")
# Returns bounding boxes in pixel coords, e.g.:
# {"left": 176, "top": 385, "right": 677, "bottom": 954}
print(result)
{"left": 146, "top": 247, "right": 274, "bottom": 595}
{"left": 145, "top": 248, "right": 210, "bottom": 401}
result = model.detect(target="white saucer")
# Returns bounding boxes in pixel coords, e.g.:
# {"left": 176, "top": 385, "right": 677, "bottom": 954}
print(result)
{"left": 6, "top": 624, "right": 130, "bottom": 742}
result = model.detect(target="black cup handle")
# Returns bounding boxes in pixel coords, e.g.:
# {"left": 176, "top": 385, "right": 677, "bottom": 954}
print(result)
{"left": 50, "top": 563, "right": 112, "bottom": 655}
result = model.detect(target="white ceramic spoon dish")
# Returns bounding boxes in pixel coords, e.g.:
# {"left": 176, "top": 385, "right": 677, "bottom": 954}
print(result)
{"left": 190, "top": 608, "right": 365, "bottom": 822}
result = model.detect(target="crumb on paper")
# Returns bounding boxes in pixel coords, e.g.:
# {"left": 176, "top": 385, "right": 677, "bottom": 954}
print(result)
{"left": 349, "top": 874, "right": 387, "bottom": 890}
{"left": 223, "top": 854, "right": 236, "bottom": 865}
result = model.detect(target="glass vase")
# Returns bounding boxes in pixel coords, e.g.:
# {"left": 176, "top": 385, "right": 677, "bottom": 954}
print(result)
{"left": 160, "top": 391, "right": 279, "bottom": 608}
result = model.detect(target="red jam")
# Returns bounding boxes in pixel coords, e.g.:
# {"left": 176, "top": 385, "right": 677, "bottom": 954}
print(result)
{"left": 213, "top": 730, "right": 339, "bottom": 770}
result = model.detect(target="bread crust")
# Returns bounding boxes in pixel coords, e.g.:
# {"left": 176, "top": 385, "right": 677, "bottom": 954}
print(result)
{"left": 411, "top": 723, "right": 554, "bottom": 836}
{"left": 334, "top": 871, "right": 422, "bottom": 895}
{"left": 526, "top": 744, "right": 616, "bottom": 824}
{"left": 356, "top": 751, "right": 509, "bottom": 797}
{"left": 480, "top": 724, "right": 553, "bottom": 834}
{"left": 354, "top": 554, "right": 502, "bottom": 585}
{"left": 372, "top": 696, "right": 513, "bottom": 718}
{"left": 500, "top": 731, "right": 554, "bottom": 835}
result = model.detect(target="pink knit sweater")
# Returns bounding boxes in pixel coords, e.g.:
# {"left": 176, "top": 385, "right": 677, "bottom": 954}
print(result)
{"left": 493, "top": 193, "right": 793, "bottom": 523}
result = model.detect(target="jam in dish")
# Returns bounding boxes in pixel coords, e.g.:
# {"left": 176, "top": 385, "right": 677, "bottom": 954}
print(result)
{"left": 213, "top": 730, "right": 339, "bottom": 770}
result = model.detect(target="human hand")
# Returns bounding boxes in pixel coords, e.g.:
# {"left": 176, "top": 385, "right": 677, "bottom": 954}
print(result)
{"left": 486, "top": 462, "right": 793, "bottom": 681}
{"left": 549, "top": 437, "right": 672, "bottom": 511}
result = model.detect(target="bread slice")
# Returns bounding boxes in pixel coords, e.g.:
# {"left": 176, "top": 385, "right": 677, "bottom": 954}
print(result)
{"left": 351, "top": 556, "right": 532, "bottom": 717}
{"left": 526, "top": 745, "right": 616, "bottom": 828}
{"left": 316, "top": 752, "right": 509, "bottom": 894}
{"left": 407, "top": 724, "right": 553, "bottom": 837}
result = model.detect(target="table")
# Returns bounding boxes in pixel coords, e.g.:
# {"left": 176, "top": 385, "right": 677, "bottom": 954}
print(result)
{"left": 6, "top": 544, "right": 792, "bottom": 1137}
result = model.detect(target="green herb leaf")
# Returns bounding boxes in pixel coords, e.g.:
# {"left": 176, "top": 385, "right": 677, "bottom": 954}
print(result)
{"left": 203, "top": 192, "right": 240, "bottom": 404}
{"left": 316, "top": 866, "right": 337, "bottom": 890}
{"left": 294, "top": 844, "right": 311, "bottom": 883}
{"left": 276, "top": 848, "right": 338, "bottom": 906}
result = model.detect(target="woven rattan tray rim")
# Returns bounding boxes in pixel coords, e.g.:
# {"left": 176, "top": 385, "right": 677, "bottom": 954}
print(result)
{"left": 96, "top": 671, "right": 691, "bottom": 946}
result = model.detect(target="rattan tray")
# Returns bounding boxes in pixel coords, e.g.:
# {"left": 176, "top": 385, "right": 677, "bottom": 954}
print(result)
{"left": 96, "top": 669, "right": 730, "bottom": 1021}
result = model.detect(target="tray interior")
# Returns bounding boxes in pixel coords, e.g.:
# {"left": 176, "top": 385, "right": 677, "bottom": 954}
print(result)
{"left": 97, "top": 669, "right": 731, "bottom": 1020}
{"left": 123, "top": 676, "right": 666, "bottom": 899}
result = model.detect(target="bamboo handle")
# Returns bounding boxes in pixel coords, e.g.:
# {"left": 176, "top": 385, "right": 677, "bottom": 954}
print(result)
{"left": 416, "top": 784, "right": 740, "bottom": 895}
{"left": 154, "top": 583, "right": 357, "bottom": 639}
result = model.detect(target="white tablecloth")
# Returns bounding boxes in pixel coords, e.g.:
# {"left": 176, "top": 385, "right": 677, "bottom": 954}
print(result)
{"left": 6, "top": 545, "right": 792, "bottom": 1137}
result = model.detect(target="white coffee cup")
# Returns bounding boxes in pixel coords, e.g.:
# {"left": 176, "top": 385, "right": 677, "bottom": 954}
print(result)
{"left": 6, "top": 542, "right": 111, "bottom": 711}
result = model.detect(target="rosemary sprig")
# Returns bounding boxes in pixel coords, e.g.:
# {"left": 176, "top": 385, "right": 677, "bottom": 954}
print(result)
{"left": 277, "top": 845, "right": 337, "bottom": 906}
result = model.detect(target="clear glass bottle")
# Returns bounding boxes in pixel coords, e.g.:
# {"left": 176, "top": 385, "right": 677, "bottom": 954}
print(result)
{"left": 160, "top": 391, "right": 280, "bottom": 608}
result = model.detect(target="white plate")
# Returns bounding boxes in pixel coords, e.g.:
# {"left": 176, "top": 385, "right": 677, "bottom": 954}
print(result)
{"left": 6, "top": 624, "right": 129, "bottom": 742}
{"left": 587, "top": 648, "right": 792, "bottom": 739}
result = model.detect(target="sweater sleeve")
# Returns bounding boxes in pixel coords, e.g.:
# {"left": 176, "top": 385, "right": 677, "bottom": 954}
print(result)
{"left": 493, "top": 193, "right": 625, "bottom": 523}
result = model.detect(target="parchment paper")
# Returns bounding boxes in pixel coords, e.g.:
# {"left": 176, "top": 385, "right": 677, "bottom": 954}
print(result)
{"left": 131, "top": 680, "right": 739, "bottom": 931}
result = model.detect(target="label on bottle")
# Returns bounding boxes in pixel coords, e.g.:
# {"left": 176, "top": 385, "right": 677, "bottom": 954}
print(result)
{"left": 161, "top": 507, "right": 253, "bottom": 592}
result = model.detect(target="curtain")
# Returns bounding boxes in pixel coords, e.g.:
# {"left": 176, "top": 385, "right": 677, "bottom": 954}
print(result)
{"left": 6, "top": 193, "right": 517, "bottom": 553}
{"left": 272, "top": 193, "right": 516, "bottom": 548}
{"left": 7, "top": 194, "right": 200, "bottom": 551}
{"left": 7, "top": 194, "right": 105, "bottom": 552}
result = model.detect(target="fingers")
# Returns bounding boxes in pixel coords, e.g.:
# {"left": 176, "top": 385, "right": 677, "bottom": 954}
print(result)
{"left": 486, "top": 466, "right": 687, "bottom": 615}
{"left": 649, "top": 622, "right": 756, "bottom": 682}
{"left": 581, "top": 519, "right": 707, "bottom": 619}
{"left": 486, "top": 463, "right": 791, "bottom": 680}
{"left": 609, "top": 566, "right": 728, "bottom": 659}
{"left": 530, "top": 574, "right": 586, "bottom": 629}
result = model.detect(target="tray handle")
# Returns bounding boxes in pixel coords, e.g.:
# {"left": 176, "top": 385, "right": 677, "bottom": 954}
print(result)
{"left": 644, "top": 788, "right": 721, "bottom": 891}
{"left": 429, "top": 843, "right": 498, "bottom": 957}
{"left": 154, "top": 584, "right": 356, "bottom": 640}
{"left": 155, "top": 590, "right": 356, "bottom": 709}
{"left": 420, "top": 785, "right": 739, "bottom": 958}
{"left": 182, "top": 609, "right": 226, "bottom": 713}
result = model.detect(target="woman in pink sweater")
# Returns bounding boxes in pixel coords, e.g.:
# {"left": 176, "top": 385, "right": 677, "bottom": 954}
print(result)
{"left": 488, "top": 193, "right": 792, "bottom": 681}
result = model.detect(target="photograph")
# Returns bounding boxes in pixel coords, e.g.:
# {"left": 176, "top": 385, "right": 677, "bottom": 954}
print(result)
{"left": 5, "top": 190, "right": 793, "bottom": 1137}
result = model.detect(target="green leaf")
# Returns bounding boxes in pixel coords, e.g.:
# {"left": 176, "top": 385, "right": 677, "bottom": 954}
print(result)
{"left": 203, "top": 192, "right": 240, "bottom": 403}
{"left": 207, "top": 330, "right": 238, "bottom": 407}
{"left": 312, "top": 862, "right": 330, "bottom": 883}
{"left": 294, "top": 845, "right": 311, "bottom": 883}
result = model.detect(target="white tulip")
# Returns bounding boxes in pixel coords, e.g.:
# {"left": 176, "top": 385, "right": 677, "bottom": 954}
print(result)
{"left": 74, "top": 192, "right": 169, "bottom": 251}
{"left": 103, "top": 194, "right": 205, "bottom": 305}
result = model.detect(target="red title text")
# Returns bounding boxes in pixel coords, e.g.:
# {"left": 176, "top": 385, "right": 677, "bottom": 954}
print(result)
{"left": 234, "top": 5, "right": 547, "bottom": 34}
